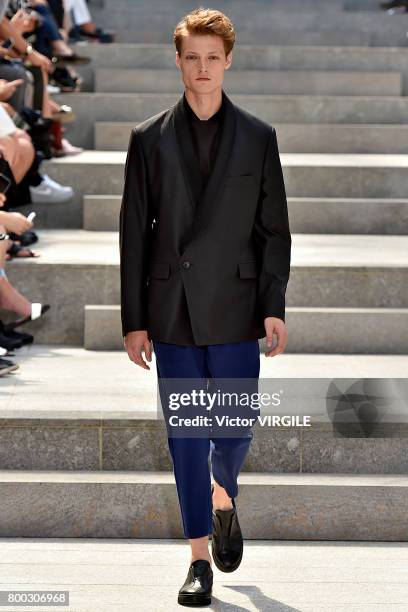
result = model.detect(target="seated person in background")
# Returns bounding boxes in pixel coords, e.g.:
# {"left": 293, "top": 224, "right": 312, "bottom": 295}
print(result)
{"left": 0, "top": 102, "right": 73, "bottom": 258}
{"left": 0, "top": 190, "right": 49, "bottom": 330}
{"left": 0, "top": 38, "right": 34, "bottom": 113}
{"left": 61, "top": 0, "right": 114, "bottom": 43}
{"left": 6, "top": 1, "right": 90, "bottom": 94}
{"left": 1, "top": 3, "right": 85, "bottom": 153}
{"left": 380, "top": 0, "right": 408, "bottom": 10}
{"left": 8, "top": 3, "right": 91, "bottom": 63}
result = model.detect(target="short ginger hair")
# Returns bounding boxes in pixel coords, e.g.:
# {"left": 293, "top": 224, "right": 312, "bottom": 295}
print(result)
{"left": 173, "top": 7, "right": 235, "bottom": 57}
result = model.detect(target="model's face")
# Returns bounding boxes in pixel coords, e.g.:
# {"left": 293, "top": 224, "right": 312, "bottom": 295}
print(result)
{"left": 175, "top": 33, "right": 232, "bottom": 94}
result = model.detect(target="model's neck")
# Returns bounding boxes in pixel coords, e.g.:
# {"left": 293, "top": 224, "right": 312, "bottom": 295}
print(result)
{"left": 184, "top": 89, "right": 223, "bottom": 120}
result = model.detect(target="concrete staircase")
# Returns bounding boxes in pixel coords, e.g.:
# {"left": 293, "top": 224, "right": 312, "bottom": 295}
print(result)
{"left": 2, "top": 345, "right": 408, "bottom": 539}
{"left": 89, "top": 0, "right": 408, "bottom": 47}
{"left": 1, "top": 0, "right": 408, "bottom": 539}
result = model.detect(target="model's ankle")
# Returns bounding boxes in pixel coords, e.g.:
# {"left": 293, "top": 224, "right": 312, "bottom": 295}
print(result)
{"left": 190, "top": 554, "right": 212, "bottom": 565}
{"left": 212, "top": 487, "right": 233, "bottom": 510}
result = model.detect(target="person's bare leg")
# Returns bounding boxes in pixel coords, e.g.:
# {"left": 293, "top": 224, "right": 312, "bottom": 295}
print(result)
{"left": 48, "top": 98, "right": 61, "bottom": 113}
{"left": 189, "top": 536, "right": 212, "bottom": 565}
{"left": 41, "top": 68, "right": 52, "bottom": 118}
{"left": 51, "top": 39, "right": 75, "bottom": 56}
{"left": 212, "top": 479, "right": 233, "bottom": 510}
{"left": 0, "top": 224, "right": 31, "bottom": 316}
{"left": 79, "top": 22, "right": 97, "bottom": 34}
{"left": 10, "top": 130, "right": 35, "bottom": 184}
{"left": 1, "top": 133, "right": 38, "bottom": 263}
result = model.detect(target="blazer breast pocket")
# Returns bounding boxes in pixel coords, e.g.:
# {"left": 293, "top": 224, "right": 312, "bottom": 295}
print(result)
{"left": 224, "top": 174, "right": 257, "bottom": 194}
{"left": 225, "top": 173, "right": 254, "bottom": 182}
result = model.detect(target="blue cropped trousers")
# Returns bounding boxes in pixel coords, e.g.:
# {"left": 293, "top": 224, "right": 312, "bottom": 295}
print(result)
{"left": 153, "top": 339, "right": 260, "bottom": 539}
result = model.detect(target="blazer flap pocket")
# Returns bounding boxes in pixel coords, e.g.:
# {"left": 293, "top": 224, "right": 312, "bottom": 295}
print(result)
{"left": 238, "top": 261, "right": 257, "bottom": 279}
{"left": 149, "top": 261, "right": 170, "bottom": 279}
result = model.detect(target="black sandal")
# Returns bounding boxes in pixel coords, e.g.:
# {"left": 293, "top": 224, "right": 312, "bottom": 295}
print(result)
{"left": 8, "top": 231, "right": 38, "bottom": 247}
{"left": 3, "top": 329, "right": 34, "bottom": 345}
{"left": 51, "top": 53, "right": 91, "bottom": 66}
{"left": 4, "top": 304, "right": 50, "bottom": 332}
{"left": 6, "top": 242, "right": 39, "bottom": 259}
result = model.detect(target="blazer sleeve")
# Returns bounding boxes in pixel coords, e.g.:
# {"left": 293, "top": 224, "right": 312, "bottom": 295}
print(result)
{"left": 253, "top": 126, "right": 292, "bottom": 323}
{"left": 119, "top": 127, "right": 152, "bottom": 337}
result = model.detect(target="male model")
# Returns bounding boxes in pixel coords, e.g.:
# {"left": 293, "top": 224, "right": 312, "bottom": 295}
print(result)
{"left": 120, "top": 7, "right": 291, "bottom": 607}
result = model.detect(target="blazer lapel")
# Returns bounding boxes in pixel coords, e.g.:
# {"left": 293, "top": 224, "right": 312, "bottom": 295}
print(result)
{"left": 172, "top": 89, "right": 237, "bottom": 247}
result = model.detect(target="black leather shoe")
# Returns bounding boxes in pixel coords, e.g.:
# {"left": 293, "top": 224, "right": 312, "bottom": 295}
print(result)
{"left": 178, "top": 559, "right": 213, "bottom": 606}
{"left": 211, "top": 484, "right": 243, "bottom": 573}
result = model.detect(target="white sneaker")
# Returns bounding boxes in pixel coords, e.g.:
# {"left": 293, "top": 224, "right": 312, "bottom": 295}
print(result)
{"left": 47, "top": 84, "right": 61, "bottom": 94}
{"left": 29, "top": 174, "right": 73, "bottom": 204}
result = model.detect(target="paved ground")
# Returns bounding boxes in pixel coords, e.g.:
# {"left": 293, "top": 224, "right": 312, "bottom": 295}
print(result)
{"left": 0, "top": 538, "right": 407, "bottom": 611}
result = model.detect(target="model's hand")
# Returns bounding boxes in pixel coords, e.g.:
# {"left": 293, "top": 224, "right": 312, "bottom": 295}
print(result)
{"left": 124, "top": 330, "right": 152, "bottom": 370}
{"left": 264, "top": 316, "right": 288, "bottom": 357}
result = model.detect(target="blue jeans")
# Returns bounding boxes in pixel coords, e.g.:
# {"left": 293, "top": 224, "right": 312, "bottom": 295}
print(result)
{"left": 153, "top": 339, "right": 260, "bottom": 539}
{"left": 33, "top": 5, "right": 63, "bottom": 58}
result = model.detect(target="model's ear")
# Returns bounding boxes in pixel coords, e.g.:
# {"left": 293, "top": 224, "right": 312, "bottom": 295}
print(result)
{"left": 225, "top": 52, "right": 232, "bottom": 70}
{"left": 175, "top": 52, "right": 180, "bottom": 68}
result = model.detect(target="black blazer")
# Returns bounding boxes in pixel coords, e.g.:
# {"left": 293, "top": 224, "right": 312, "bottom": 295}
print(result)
{"left": 119, "top": 89, "right": 292, "bottom": 346}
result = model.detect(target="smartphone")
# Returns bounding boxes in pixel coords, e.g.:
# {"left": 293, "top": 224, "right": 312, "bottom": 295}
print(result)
{"left": 1, "top": 38, "right": 15, "bottom": 49}
{"left": 0, "top": 173, "right": 11, "bottom": 194}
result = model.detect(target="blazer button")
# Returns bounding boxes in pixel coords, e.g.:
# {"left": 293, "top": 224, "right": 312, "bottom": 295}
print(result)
{"left": 182, "top": 260, "right": 191, "bottom": 269}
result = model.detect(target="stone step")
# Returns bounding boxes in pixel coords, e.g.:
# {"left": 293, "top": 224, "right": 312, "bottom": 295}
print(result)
{"left": 287, "top": 307, "right": 408, "bottom": 353}
{"left": 95, "top": 68, "right": 402, "bottom": 96}
{"left": 91, "top": 3, "right": 400, "bottom": 29}
{"left": 83, "top": 195, "right": 120, "bottom": 230}
{"left": 76, "top": 42, "right": 408, "bottom": 76}
{"left": 57, "top": 93, "right": 408, "bottom": 149}
{"left": 94, "top": 0, "right": 345, "bottom": 11}
{"left": 290, "top": 197, "right": 408, "bottom": 234}
{"left": 84, "top": 194, "right": 408, "bottom": 234}
{"left": 3, "top": 343, "right": 407, "bottom": 472}
{"left": 87, "top": 4, "right": 408, "bottom": 47}
{"left": 0, "top": 343, "right": 408, "bottom": 473}
{"left": 95, "top": 121, "right": 408, "bottom": 154}
{"left": 22, "top": 151, "right": 408, "bottom": 229}
{"left": 107, "top": 28, "right": 374, "bottom": 46}
{"left": 2, "top": 404, "right": 408, "bottom": 474}
{"left": 1, "top": 470, "right": 408, "bottom": 539}
{"left": 84, "top": 304, "right": 408, "bottom": 354}
{"left": 91, "top": 7, "right": 406, "bottom": 30}
{"left": 3, "top": 231, "right": 408, "bottom": 345}
{"left": 344, "top": 0, "right": 387, "bottom": 9}
{"left": 5, "top": 344, "right": 408, "bottom": 407}
{"left": 76, "top": 43, "right": 408, "bottom": 92}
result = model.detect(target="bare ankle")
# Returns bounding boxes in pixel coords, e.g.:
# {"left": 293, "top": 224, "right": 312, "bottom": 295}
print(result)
{"left": 189, "top": 535, "right": 212, "bottom": 565}
{"left": 191, "top": 553, "right": 212, "bottom": 565}
{"left": 212, "top": 482, "right": 233, "bottom": 510}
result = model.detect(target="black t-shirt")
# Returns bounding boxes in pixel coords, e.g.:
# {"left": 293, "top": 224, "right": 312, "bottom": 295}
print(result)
{"left": 183, "top": 93, "right": 225, "bottom": 189}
